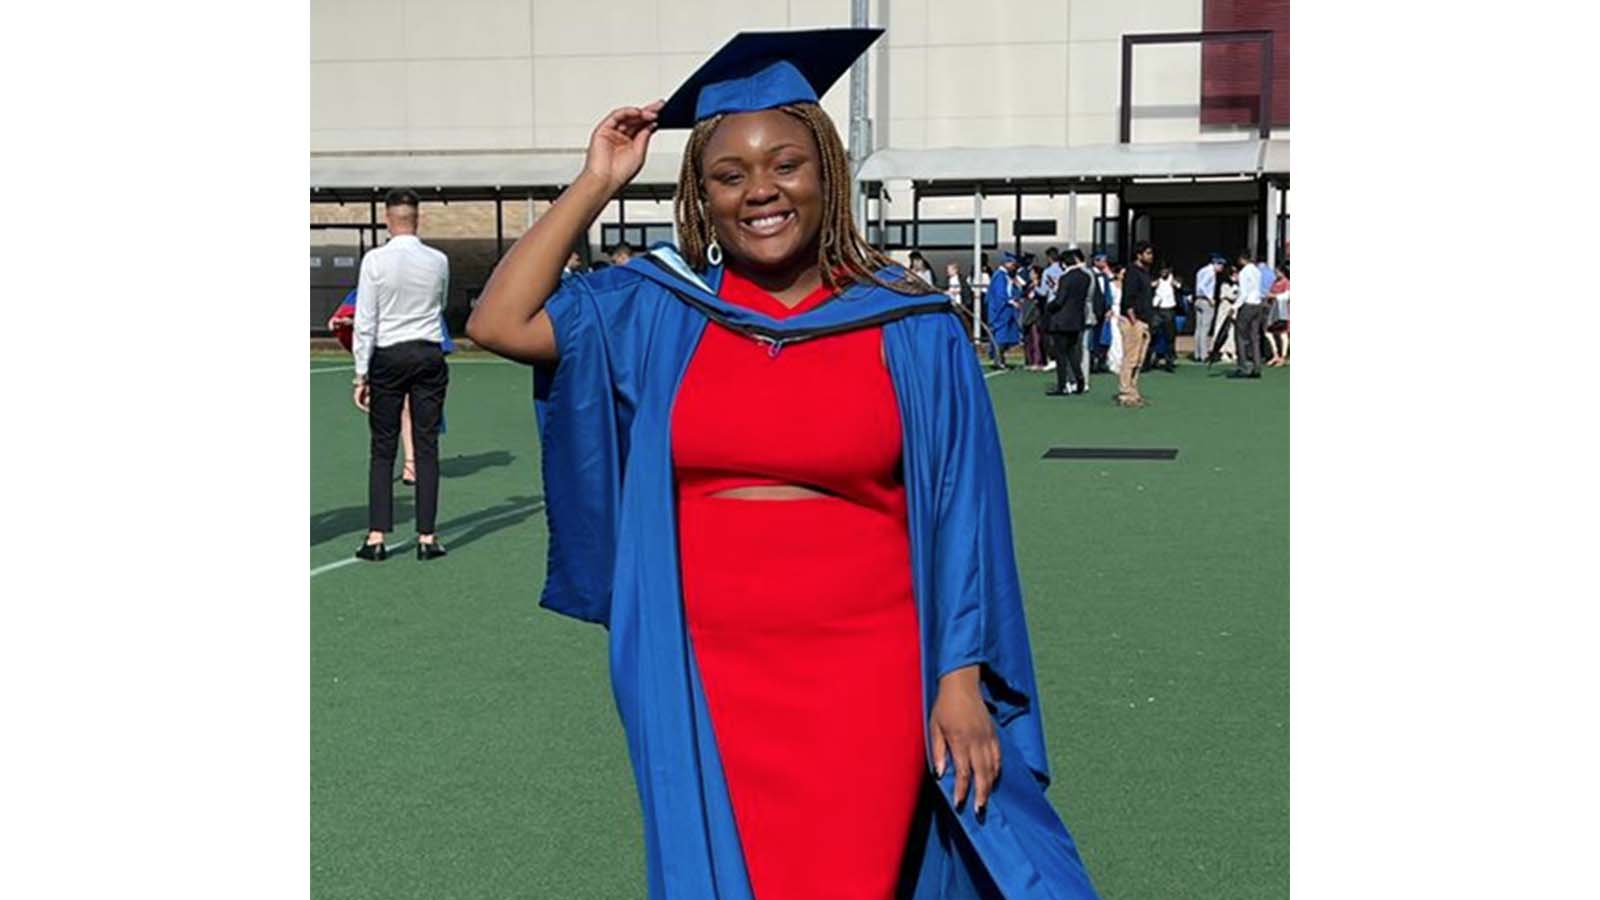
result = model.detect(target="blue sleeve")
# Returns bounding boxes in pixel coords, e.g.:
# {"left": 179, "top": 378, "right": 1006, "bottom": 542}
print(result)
{"left": 531, "top": 271, "right": 653, "bottom": 626}
{"left": 985, "top": 274, "right": 1008, "bottom": 316}
{"left": 439, "top": 313, "right": 455, "bottom": 354}
{"left": 922, "top": 317, "right": 1052, "bottom": 782}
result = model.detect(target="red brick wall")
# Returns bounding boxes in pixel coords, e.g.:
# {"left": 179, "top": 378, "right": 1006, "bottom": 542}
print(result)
{"left": 1201, "top": 0, "right": 1290, "bottom": 127}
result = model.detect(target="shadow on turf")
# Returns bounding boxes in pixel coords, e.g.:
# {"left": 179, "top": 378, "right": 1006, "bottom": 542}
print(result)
{"left": 310, "top": 503, "right": 403, "bottom": 546}
{"left": 436, "top": 494, "right": 544, "bottom": 551}
{"left": 309, "top": 453, "right": 520, "bottom": 546}
{"left": 310, "top": 494, "right": 544, "bottom": 549}
{"left": 440, "top": 450, "right": 517, "bottom": 479}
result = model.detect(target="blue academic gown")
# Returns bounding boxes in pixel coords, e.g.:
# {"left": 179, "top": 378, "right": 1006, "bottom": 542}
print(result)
{"left": 532, "top": 246, "right": 1099, "bottom": 899}
{"left": 986, "top": 269, "right": 1021, "bottom": 348}
{"left": 1092, "top": 272, "right": 1114, "bottom": 349}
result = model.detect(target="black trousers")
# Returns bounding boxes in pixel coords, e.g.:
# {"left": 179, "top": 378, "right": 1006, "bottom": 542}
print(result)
{"left": 1049, "top": 330, "right": 1084, "bottom": 392}
{"left": 1147, "top": 308, "right": 1177, "bottom": 367}
{"left": 1234, "top": 304, "right": 1265, "bottom": 375}
{"left": 367, "top": 340, "right": 448, "bottom": 534}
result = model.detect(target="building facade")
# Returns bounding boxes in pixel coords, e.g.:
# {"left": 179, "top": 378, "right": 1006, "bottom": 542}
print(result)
{"left": 311, "top": 0, "right": 1289, "bottom": 331}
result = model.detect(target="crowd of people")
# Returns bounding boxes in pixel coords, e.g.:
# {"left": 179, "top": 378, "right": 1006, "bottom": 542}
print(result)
{"left": 338, "top": 205, "right": 1292, "bottom": 561}
{"left": 909, "top": 243, "right": 1290, "bottom": 407}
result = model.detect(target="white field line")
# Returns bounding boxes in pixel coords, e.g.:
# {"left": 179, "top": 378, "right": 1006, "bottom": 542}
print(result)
{"left": 315, "top": 364, "right": 998, "bottom": 572}
{"left": 310, "top": 501, "right": 540, "bottom": 578}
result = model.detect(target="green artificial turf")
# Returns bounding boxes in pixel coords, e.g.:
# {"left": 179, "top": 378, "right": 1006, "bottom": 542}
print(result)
{"left": 311, "top": 356, "right": 1288, "bottom": 899}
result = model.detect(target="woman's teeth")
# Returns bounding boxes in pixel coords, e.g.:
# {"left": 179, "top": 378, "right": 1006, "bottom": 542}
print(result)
{"left": 743, "top": 211, "right": 792, "bottom": 231}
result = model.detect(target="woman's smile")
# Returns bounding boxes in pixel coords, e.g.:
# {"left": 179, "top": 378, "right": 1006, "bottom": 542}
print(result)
{"left": 739, "top": 208, "right": 797, "bottom": 238}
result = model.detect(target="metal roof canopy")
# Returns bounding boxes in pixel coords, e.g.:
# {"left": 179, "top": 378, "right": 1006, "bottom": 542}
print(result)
{"left": 311, "top": 138, "right": 1286, "bottom": 204}
{"left": 309, "top": 151, "right": 683, "bottom": 204}
{"left": 311, "top": 184, "right": 680, "bottom": 204}
{"left": 856, "top": 139, "right": 1285, "bottom": 195}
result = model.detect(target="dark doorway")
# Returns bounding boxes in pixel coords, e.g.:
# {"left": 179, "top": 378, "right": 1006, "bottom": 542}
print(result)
{"left": 1132, "top": 204, "right": 1252, "bottom": 283}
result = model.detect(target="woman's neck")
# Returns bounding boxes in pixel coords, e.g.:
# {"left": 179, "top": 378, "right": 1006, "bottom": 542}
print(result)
{"left": 726, "top": 259, "right": 824, "bottom": 308}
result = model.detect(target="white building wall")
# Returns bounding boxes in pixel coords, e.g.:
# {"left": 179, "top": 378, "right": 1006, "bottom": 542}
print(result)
{"left": 313, "top": 0, "right": 1261, "bottom": 255}
{"left": 311, "top": 0, "right": 1231, "bottom": 155}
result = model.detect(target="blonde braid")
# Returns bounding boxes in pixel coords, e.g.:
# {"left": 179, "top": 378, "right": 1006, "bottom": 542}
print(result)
{"left": 673, "top": 112, "right": 724, "bottom": 268}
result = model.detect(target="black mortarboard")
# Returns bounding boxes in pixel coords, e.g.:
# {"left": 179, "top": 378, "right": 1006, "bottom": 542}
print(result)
{"left": 657, "top": 28, "right": 884, "bottom": 129}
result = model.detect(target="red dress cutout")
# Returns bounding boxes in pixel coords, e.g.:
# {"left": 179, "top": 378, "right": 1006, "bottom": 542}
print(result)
{"left": 672, "top": 270, "right": 926, "bottom": 898}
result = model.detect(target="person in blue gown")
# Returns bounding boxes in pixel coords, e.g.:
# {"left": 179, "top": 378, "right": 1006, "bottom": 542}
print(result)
{"left": 985, "top": 252, "right": 1023, "bottom": 369}
{"left": 465, "top": 29, "right": 1100, "bottom": 899}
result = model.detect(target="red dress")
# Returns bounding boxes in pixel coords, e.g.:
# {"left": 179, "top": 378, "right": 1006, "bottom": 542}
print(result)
{"left": 672, "top": 270, "right": 927, "bottom": 898}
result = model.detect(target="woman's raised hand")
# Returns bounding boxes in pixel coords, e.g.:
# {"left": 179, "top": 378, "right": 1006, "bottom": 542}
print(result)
{"left": 583, "top": 100, "right": 665, "bottom": 191}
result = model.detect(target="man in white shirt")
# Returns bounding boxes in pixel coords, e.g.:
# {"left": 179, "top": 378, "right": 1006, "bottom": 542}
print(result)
{"left": 352, "top": 188, "right": 452, "bottom": 561}
{"left": 1192, "top": 254, "right": 1224, "bottom": 361}
{"left": 1228, "top": 249, "right": 1265, "bottom": 379}
{"left": 1148, "top": 266, "right": 1180, "bottom": 372}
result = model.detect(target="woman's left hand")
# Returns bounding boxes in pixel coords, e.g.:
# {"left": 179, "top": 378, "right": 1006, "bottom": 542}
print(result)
{"left": 929, "top": 664, "right": 1000, "bottom": 813}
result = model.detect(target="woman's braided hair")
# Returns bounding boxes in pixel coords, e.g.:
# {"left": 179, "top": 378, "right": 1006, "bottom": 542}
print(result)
{"left": 673, "top": 102, "right": 938, "bottom": 296}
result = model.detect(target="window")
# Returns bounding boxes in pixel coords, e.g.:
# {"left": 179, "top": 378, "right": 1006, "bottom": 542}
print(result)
{"left": 601, "top": 223, "right": 676, "bottom": 252}
{"left": 1093, "top": 217, "right": 1121, "bottom": 262}
{"left": 1202, "top": 0, "right": 1290, "bottom": 128}
{"left": 865, "top": 219, "right": 998, "bottom": 250}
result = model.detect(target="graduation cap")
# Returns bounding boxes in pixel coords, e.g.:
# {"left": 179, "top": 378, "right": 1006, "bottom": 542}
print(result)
{"left": 657, "top": 28, "right": 884, "bottom": 129}
{"left": 1001, "top": 251, "right": 1025, "bottom": 265}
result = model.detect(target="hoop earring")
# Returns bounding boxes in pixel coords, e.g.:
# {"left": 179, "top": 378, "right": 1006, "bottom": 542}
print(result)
{"left": 705, "top": 225, "right": 723, "bottom": 267}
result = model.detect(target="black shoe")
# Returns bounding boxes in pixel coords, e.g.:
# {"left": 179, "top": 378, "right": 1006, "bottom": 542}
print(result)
{"left": 1044, "top": 388, "right": 1069, "bottom": 396}
{"left": 1163, "top": 364, "right": 1176, "bottom": 373}
{"left": 416, "top": 540, "right": 448, "bottom": 561}
{"left": 1247, "top": 371, "right": 1262, "bottom": 379}
{"left": 1227, "top": 371, "right": 1250, "bottom": 379}
{"left": 354, "top": 541, "right": 388, "bottom": 562}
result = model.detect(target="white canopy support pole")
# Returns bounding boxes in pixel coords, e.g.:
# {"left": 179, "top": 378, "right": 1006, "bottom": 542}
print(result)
{"left": 847, "top": 0, "right": 869, "bottom": 226}
{"left": 1266, "top": 182, "right": 1279, "bottom": 269}
{"left": 972, "top": 189, "right": 983, "bottom": 342}
{"left": 877, "top": 186, "right": 888, "bottom": 251}
{"left": 1067, "top": 189, "right": 1078, "bottom": 250}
